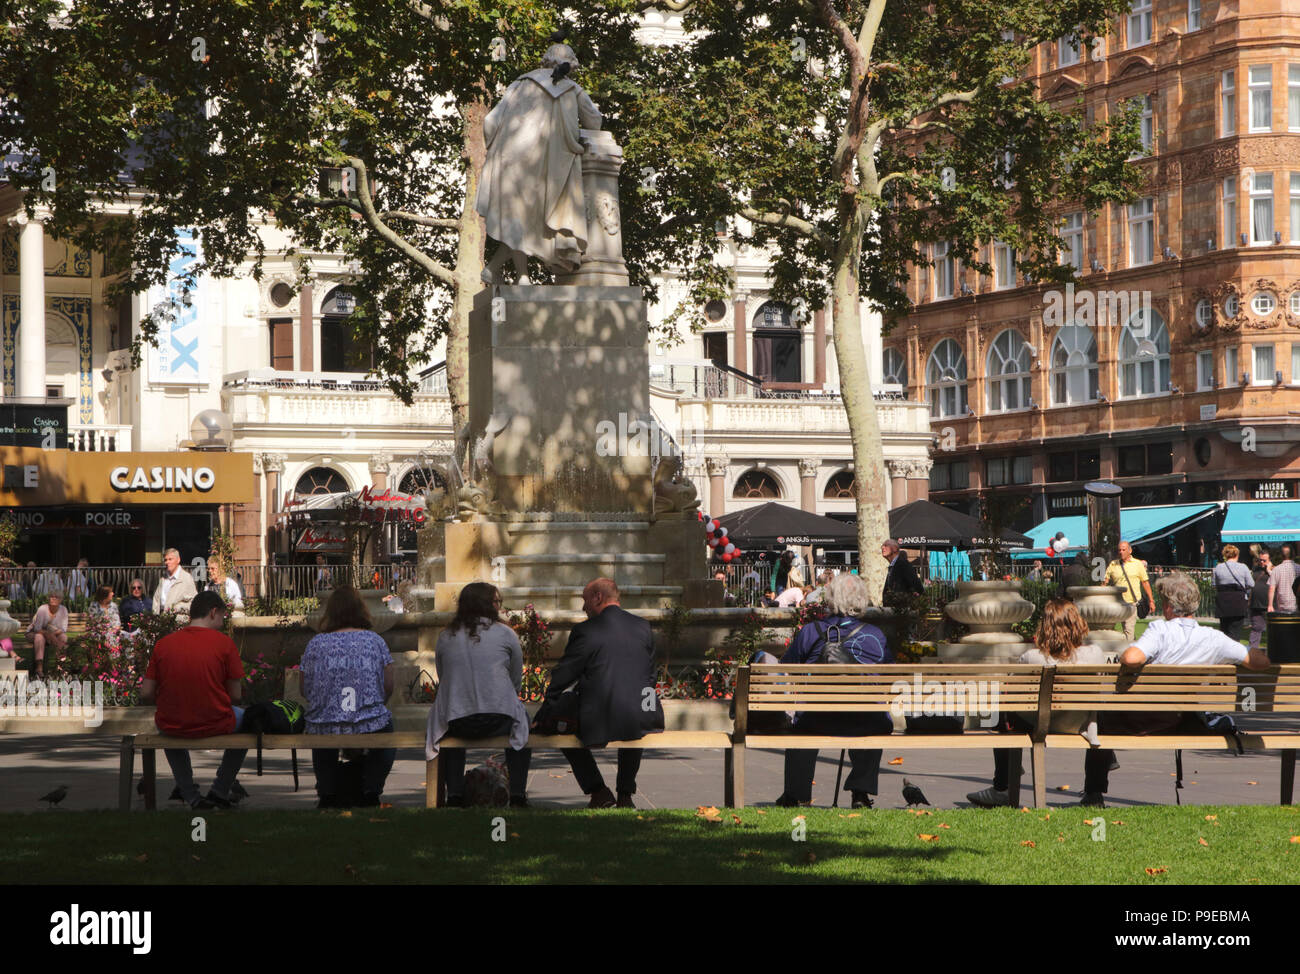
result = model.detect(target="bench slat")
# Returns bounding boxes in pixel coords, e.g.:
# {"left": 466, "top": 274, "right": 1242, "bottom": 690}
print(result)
{"left": 131, "top": 731, "right": 732, "bottom": 750}
{"left": 744, "top": 734, "right": 1033, "bottom": 749}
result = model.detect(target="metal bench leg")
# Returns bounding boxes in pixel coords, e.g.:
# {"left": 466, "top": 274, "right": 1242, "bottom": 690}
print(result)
{"left": 1282, "top": 749, "right": 1296, "bottom": 805}
{"left": 1031, "top": 741, "right": 1047, "bottom": 809}
{"left": 118, "top": 736, "right": 135, "bottom": 811}
{"left": 731, "top": 742, "right": 745, "bottom": 809}
{"left": 431, "top": 754, "right": 447, "bottom": 811}
{"left": 724, "top": 747, "right": 734, "bottom": 807}
{"left": 142, "top": 750, "right": 157, "bottom": 811}
{"left": 1006, "top": 748, "right": 1024, "bottom": 807}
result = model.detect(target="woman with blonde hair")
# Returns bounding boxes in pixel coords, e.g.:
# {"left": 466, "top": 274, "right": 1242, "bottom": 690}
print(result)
{"left": 1212, "top": 543, "right": 1251, "bottom": 641}
{"left": 967, "top": 598, "right": 1107, "bottom": 808}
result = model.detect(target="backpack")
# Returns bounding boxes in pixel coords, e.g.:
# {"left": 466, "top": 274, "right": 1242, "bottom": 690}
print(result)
{"left": 464, "top": 755, "right": 511, "bottom": 807}
{"left": 807, "top": 621, "right": 870, "bottom": 665}
{"left": 241, "top": 699, "right": 306, "bottom": 789}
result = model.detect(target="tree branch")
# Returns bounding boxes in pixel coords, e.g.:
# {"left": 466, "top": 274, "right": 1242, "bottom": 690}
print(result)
{"left": 346, "top": 155, "right": 456, "bottom": 286}
{"left": 381, "top": 210, "right": 460, "bottom": 229}
{"left": 908, "top": 87, "right": 980, "bottom": 125}
{"left": 739, "top": 205, "right": 831, "bottom": 250}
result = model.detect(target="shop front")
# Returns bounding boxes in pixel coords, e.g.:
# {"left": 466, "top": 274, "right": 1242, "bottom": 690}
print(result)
{"left": 0, "top": 447, "right": 256, "bottom": 567}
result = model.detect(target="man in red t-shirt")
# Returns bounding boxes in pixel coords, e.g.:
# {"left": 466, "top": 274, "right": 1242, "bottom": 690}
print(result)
{"left": 141, "top": 590, "right": 247, "bottom": 809}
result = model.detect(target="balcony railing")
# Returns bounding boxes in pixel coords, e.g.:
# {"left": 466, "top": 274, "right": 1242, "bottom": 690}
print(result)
{"left": 222, "top": 370, "right": 452, "bottom": 429}
{"left": 653, "top": 363, "right": 910, "bottom": 403}
{"left": 68, "top": 424, "right": 133, "bottom": 451}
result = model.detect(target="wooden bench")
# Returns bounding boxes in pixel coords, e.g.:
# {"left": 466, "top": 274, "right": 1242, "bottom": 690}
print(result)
{"left": 119, "top": 730, "right": 733, "bottom": 810}
{"left": 1036, "top": 664, "right": 1300, "bottom": 808}
{"left": 729, "top": 663, "right": 1047, "bottom": 808}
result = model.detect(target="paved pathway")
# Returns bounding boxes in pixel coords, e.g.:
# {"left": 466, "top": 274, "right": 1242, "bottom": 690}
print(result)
{"left": 1, "top": 724, "right": 1289, "bottom": 813}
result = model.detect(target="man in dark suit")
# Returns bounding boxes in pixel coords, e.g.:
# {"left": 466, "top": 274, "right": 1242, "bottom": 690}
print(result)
{"left": 547, "top": 578, "right": 664, "bottom": 808}
{"left": 881, "top": 539, "right": 923, "bottom": 597}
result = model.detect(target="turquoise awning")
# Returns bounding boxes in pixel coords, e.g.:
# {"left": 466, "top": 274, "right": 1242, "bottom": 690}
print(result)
{"left": 1221, "top": 501, "right": 1300, "bottom": 543}
{"left": 1013, "top": 503, "right": 1220, "bottom": 559}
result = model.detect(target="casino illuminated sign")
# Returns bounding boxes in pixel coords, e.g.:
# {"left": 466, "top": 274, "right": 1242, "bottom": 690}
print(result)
{"left": 110, "top": 465, "right": 216, "bottom": 492}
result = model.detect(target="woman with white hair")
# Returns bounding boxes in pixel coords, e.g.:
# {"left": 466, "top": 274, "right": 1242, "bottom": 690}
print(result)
{"left": 773, "top": 572, "right": 891, "bottom": 809}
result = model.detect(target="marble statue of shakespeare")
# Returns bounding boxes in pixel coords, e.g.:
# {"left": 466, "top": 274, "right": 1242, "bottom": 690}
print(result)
{"left": 476, "top": 44, "right": 603, "bottom": 282}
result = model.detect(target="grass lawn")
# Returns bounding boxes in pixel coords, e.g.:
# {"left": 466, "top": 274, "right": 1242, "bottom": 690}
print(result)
{"left": 3, "top": 804, "right": 1297, "bottom": 885}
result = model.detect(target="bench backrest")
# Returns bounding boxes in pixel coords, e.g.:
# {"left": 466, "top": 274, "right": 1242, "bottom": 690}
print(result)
{"left": 736, "top": 663, "right": 1045, "bottom": 735}
{"left": 1050, "top": 664, "right": 1300, "bottom": 713}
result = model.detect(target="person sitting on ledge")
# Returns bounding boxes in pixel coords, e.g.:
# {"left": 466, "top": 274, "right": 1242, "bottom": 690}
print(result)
{"left": 26, "top": 589, "right": 69, "bottom": 677}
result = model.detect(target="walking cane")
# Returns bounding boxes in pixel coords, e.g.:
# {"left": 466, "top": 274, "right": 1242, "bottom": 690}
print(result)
{"left": 831, "top": 749, "right": 846, "bottom": 807}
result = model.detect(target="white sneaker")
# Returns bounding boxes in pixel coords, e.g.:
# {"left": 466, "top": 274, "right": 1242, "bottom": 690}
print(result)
{"left": 967, "top": 787, "right": 1011, "bottom": 807}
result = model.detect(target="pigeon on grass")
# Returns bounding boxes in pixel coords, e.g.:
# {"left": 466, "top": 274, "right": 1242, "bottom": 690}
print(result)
{"left": 39, "top": 785, "right": 69, "bottom": 809}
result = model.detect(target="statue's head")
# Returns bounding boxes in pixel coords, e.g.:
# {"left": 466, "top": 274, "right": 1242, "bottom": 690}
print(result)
{"left": 541, "top": 43, "right": 580, "bottom": 71}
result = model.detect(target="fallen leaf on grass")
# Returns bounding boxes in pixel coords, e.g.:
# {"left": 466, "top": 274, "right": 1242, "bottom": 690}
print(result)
{"left": 1198, "top": 838, "right": 1209, "bottom": 847}
{"left": 1290, "top": 836, "right": 1300, "bottom": 844}
{"left": 1057, "top": 833, "right": 1066, "bottom": 843}
{"left": 888, "top": 757, "right": 904, "bottom": 765}
{"left": 917, "top": 834, "right": 940, "bottom": 842}
{"left": 511, "top": 832, "right": 519, "bottom": 838}
{"left": 732, "top": 814, "right": 742, "bottom": 824}
{"left": 1111, "top": 820, "right": 1126, "bottom": 826}
{"left": 1041, "top": 813, "right": 1051, "bottom": 821}
{"left": 134, "top": 854, "right": 148, "bottom": 863}
{"left": 793, "top": 814, "right": 806, "bottom": 821}
{"left": 755, "top": 809, "right": 767, "bottom": 815}
{"left": 1021, "top": 840, "right": 1036, "bottom": 847}
{"left": 1204, "top": 814, "right": 1218, "bottom": 821}
{"left": 1145, "top": 866, "right": 1168, "bottom": 876}
{"left": 696, "top": 805, "right": 722, "bottom": 821}
{"left": 339, "top": 811, "right": 352, "bottom": 818}
{"left": 939, "top": 823, "right": 951, "bottom": 829}
{"left": 1020, "top": 807, "right": 1031, "bottom": 813}
{"left": 846, "top": 813, "right": 860, "bottom": 819}
{"left": 1084, "top": 818, "right": 1098, "bottom": 826}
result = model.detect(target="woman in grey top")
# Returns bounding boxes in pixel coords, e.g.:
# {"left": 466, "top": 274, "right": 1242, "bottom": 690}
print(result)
{"left": 425, "top": 583, "right": 531, "bottom": 807}
{"left": 968, "top": 599, "right": 1107, "bottom": 808}
{"left": 1212, "top": 544, "right": 1254, "bottom": 641}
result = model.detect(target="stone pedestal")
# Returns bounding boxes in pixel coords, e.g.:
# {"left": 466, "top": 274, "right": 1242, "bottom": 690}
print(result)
{"left": 555, "top": 129, "right": 629, "bottom": 287}
{"left": 937, "top": 580, "right": 1034, "bottom": 663}
{"left": 469, "top": 284, "right": 652, "bottom": 513}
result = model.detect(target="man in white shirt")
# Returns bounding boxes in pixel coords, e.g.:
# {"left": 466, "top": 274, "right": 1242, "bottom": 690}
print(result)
{"left": 1080, "top": 572, "right": 1271, "bottom": 807}
{"left": 152, "top": 548, "right": 198, "bottom": 617}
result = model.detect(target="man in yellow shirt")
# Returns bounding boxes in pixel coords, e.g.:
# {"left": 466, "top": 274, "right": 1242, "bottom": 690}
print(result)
{"left": 1104, "top": 541, "right": 1155, "bottom": 641}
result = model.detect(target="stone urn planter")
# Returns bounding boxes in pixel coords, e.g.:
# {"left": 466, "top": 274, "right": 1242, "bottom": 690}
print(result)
{"left": 1067, "top": 585, "right": 1131, "bottom": 658}
{"left": 937, "top": 580, "right": 1035, "bottom": 663}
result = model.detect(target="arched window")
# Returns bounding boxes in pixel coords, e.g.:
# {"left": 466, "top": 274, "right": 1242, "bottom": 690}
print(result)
{"left": 882, "top": 347, "right": 907, "bottom": 387}
{"left": 986, "top": 329, "right": 1033, "bottom": 411}
{"left": 1118, "top": 309, "right": 1170, "bottom": 397}
{"left": 295, "top": 466, "right": 349, "bottom": 497}
{"left": 751, "top": 301, "right": 801, "bottom": 383}
{"left": 396, "top": 466, "right": 447, "bottom": 551}
{"left": 823, "top": 471, "right": 856, "bottom": 499}
{"left": 926, "top": 339, "right": 968, "bottom": 418}
{"left": 1050, "top": 324, "right": 1099, "bottom": 405}
{"left": 733, "top": 469, "right": 782, "bottom": 499}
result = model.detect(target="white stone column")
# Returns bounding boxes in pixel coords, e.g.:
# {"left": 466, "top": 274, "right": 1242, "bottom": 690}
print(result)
{"left": 555, "top": 129, "right": 629, "bottom": 287}
{"left": 13, "top": 213, "right": 46, "bottom": 399}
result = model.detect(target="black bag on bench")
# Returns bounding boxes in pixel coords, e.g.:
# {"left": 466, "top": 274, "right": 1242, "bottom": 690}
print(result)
{"left": 242, "top": 700, "right": 306, "bottom": 790}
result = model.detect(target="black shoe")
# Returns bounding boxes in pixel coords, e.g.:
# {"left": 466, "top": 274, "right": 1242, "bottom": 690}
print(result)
{"left": 190, "top": 796, "right": 215, "bottom": 811}
{"left": 850, "top": 792, "right": 874, "bottom": 809}
{"left": 774, "top": 793, "right": 808, "bottom": 808}
{"left": 203, "top": 791, "right": 236, "bottom": 810}
{"left": 588, "top": 787, "right": 617, "bottom": 809}
{"left": 358, "top": 793, "right": 381, "bottom": 808}
{"left": 509, "top": 795, "right": 530, "bottom": 809}
{"left": 168, "top": 786, "right": 184, "bottom": 802}
{"left": 616, "top": 791, "right": 635, "bottom": 808}
{"left": 444, "top": 795, "right": 466, "bottom": 808}
{"left": 1078, "top": 791, "right": 1106, "bottom": 808}
{"left": 230, "top": 781, "right": 249, "bottom": 801}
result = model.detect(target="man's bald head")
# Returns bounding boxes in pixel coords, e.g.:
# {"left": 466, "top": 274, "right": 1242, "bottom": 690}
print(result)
{"left": 582, "top": 577, "right": 620, "bottom": 617}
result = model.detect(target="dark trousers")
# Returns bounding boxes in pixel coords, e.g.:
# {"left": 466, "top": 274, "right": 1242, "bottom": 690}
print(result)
{"left": 562, "top": 748, "right": 642, "bottom": 795}
{"left": 1219, "top": 616, "right": 1247, "bottom": 641}
{"left": 441, "top": 714, "right": 531, "bottom": 798}
{"left": 991, "top": 713, "right": 1035, "bottom": 792}
{"left": 1080, "top": 711, "right": 1188, "bottom": 794}
{"left": 311, "top": 717, "right": 397, "bottom": 801}
{"left": 782, "top": 712, "right": 888, "bottom": 800}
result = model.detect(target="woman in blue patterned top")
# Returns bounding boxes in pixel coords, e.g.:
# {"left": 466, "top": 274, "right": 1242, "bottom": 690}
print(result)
{"left": 300, "top": 586, "right": 395, "bottom": 808}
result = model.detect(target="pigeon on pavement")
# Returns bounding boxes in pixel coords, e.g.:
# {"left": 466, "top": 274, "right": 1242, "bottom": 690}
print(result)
{"left": 39, "top": 785, "right": 69, "bottom": 809}
{"left": 901, "top": 779, "right": 930, "bottom": 807}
